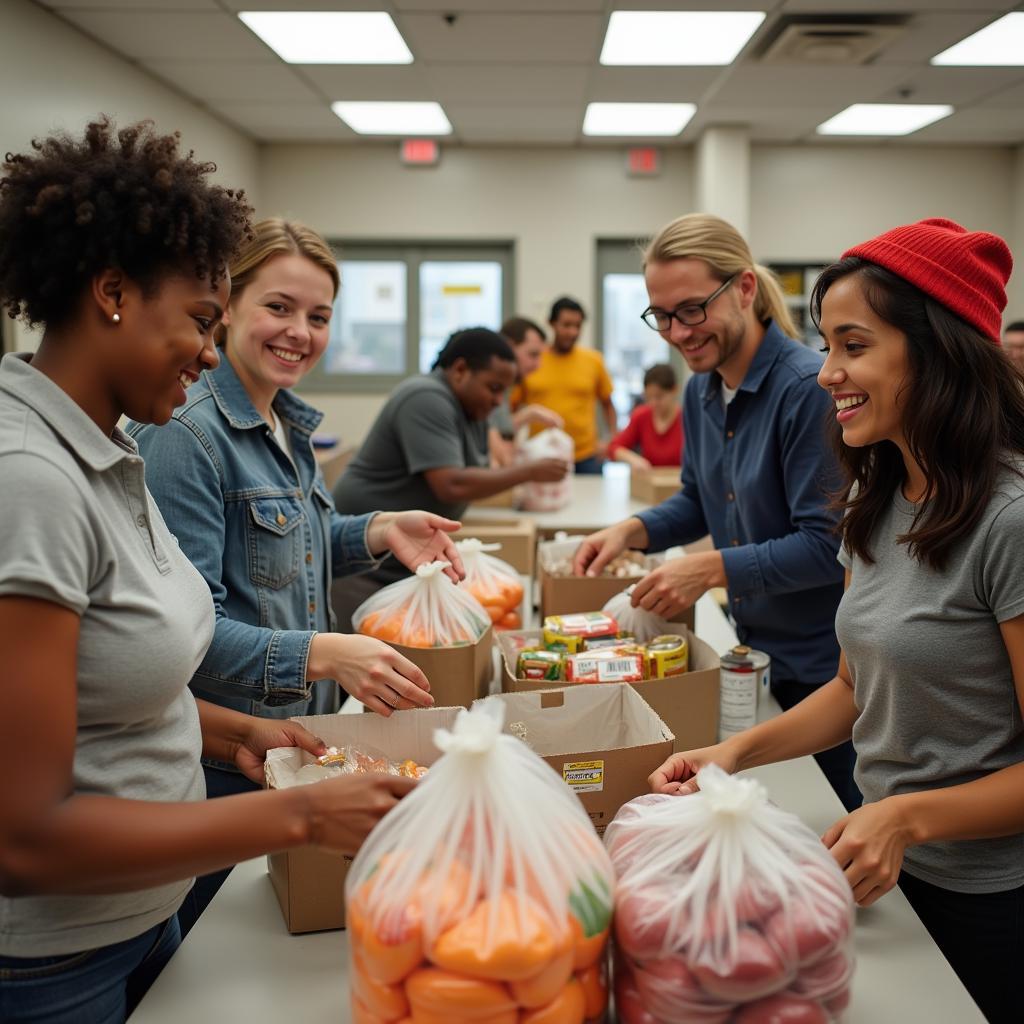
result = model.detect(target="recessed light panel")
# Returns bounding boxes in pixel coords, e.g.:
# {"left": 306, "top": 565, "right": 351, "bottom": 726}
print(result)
{"left": 816, "top": 104, "right": 953, "bottom": 137}
{"left": 600, "top": 10, "right": 766, "bottom": 66}
{"left": 239, "top": 11, "right": 413, "bottom": 64}
{"left": 932, "top": 13, "right": 1024, "bottom": 66}
{"left": 583, "top": 103, "right": 696, "bottom": 137}
{"left": 332, "top": 101, "right": 452, "bottom": 136}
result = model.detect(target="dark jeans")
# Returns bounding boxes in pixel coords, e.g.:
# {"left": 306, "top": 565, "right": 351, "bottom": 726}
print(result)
{"left": 771, "top": 678, "right": 862, "bottom": 813}
{"left": 174, "top": 765, "right": 259, "bottom": 938}
{"left": 0, "top": 914, "right": 180, "bottom": 1024}
{"left": 574, "top": 455, "right": 604, "bottom": 475}
{"left": 899, "top": 871, "right": 1024, "bottom": 1023}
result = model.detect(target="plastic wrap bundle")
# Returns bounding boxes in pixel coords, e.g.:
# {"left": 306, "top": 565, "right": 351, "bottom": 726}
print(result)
{"left": 517, "top": 427, "right": 574, "bottom": 512}
{"left": 354, "top": 561, "right": 491, "bottom": 648}
{"left": 606, "top": 768, "right": 855, "bottom": 1024}
{"left": 602, "top": 586, "right": 677, "bottom": 645}
{"left": 346, "top": 698, "right": 615, "bottom": 1024}
{"left": 456, "top": 538, "right": 525, "bottom": 631}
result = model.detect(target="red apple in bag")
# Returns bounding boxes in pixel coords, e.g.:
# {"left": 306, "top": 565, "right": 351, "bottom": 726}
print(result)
{"left": 692, "top": 925, "right": 791, "bottom": 1002}
{"left": 764, "top": 898, "right": 850, "bottom": 968}
{"left": 615, "top": 885, "right": 677, "bottom": 960}
{"left": 794, "top": 948, "right": 852, "bottom": 1000}
{"left": 734, "top": 992, "right": 829, "bottom": 1024}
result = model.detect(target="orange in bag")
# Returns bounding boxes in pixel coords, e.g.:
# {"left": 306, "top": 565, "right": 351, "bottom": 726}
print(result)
{"left": 510, "top": 945, "right": 574, "bottom": 1008}
{"left": 520, "top": 978, "right": 587, "bottom": 1024}
{"left": 405, "top": 967, "right": 517, "bottom": 1018}
{"left": 353, "top": 950, "right": 410, "bottom": 1020}
{"left": 577, "top": 964, "right": 608, "bottom": 1019}
{"left": 569, "top": 914, "right": 608, "bottom": 972}
{"left": 429, "top": 890, "right": 558, "bottom": 981}
{"left": 455, "top": 540, "right": 524, "bottom": 631}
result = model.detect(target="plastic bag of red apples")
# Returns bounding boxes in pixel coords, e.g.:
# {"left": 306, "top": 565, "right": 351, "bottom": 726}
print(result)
{"left": 606, "top": 767, "right": 855, "bottom": 1024}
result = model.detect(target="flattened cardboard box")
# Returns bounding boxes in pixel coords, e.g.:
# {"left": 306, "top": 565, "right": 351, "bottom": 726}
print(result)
{"left": 630, "top": 466, "right": 682, "bottom": 506}
{"left": 266, "top": 706, "right": 462, "bottom": 934}
{"left": 479, "top": 684, "right": 674, "bottom": 836}
{"left": 497, "top": 627, "right": 719, "bottom": 752}
{"left": 454, "top": 515, "right": 538, "bottom": 576}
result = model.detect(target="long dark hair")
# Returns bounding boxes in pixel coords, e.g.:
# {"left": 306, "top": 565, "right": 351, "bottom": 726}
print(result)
{"left": 810, "top": 257, "right": 1024, "bottom": 571}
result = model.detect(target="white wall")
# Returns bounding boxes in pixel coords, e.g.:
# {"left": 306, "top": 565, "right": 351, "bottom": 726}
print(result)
{"left": 1, "top": 0, "right": 261, "bottom": 353}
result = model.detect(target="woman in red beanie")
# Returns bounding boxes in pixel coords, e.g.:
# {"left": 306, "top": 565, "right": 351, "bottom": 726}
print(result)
{"left": 650, "top": 218, "right": 1024, "bottom": 1023}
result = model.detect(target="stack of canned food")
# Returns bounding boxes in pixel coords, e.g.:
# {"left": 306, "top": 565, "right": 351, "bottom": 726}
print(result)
{"left": 515, "top": 611, "right": 689, "bottom": 684}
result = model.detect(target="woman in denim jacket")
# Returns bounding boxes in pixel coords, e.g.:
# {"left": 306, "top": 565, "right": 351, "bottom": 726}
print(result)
{"left": 131, "top": 220, "right": 464, "bottom": 921}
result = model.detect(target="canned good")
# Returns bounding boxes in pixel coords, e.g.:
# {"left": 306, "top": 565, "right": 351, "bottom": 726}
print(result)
{"left": 583, "top": 632, "right": 636, "bottom": 651}
{"left": 565, "top": 647, "right": 645, "bottom": 684}
{"left": 646, "top": 634, "right": 689, "bottom": 679}
{"left": 719, "top": 645, "right": 771, "bottom": 737}
{"left": 542, "top": 612, "right": 618, "bottom": 654}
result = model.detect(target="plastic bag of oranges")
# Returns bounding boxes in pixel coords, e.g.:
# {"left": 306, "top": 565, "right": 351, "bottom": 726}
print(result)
{"left": 455, "top": 538, "right": 524, "bottom": 631}
{"left": 354, "top": 561, "right": 491, "bottom": 649}
{"left": 346, "top": 698, "right": 615, "bottom": 1024}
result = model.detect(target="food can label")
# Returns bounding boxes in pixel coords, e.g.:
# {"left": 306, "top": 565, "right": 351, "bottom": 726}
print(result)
{"left": 563, "top": 760, "right": 604, "bottom": 792}
{"left": 720, "top": 667, "right": 758, "bottom": 735}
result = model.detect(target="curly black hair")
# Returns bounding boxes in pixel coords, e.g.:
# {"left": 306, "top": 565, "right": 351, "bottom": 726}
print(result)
{"left": 0, "top": 116, "right": 253, "bottom": 328}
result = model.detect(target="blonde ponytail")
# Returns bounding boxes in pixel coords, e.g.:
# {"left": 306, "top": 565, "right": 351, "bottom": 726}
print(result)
{"left": 644, "top": 213, "right": 797, "bottom": 338}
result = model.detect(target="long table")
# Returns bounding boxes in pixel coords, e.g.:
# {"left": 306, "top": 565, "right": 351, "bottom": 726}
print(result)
{"left": 131, "top": 470, "right": 985, "bottom": 1023}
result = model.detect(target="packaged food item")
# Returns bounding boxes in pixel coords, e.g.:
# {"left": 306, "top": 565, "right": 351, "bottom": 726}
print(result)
{"left": 565, "top": 647, "right": 645, "bottom": 684}
{"left": 546, "top": 549, "right": 648, "bottom": 579}
{"left": 542, "top": 612, "right": 618, "bottom": 654}
{"left": 602, "top": 585, "right": 677, "bottom": 644}
{"left": 517, "top": 648, "right": 564, "bottom": 682}
{"left": 606, "top": 766, "right": 855, "bottom": 1023}
{"left": 455, "top": 538, "right": 525, "bottom": 631}
{"left": 346, "top": 699, "right": 614, "bottom": 1024}
{"left": 582, "top": 632, "right": 635, "bottom": 651}
{"left": 312, "top": 745, "right": 429, "bottom": 779}
{"left": 354, "top": 561, "right": 491, "bottom": 648}
{"left": 645, "top": 634, "right": 689, "bottom": 679}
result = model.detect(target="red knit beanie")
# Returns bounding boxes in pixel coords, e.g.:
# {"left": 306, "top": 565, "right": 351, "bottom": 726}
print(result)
{"left": 841, "top": 218, "right": 1012, "bottom": 343}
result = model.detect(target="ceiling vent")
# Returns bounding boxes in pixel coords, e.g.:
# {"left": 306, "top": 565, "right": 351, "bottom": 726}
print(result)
{"left": 759, "top": 18, "right": 906, "bottom": 66}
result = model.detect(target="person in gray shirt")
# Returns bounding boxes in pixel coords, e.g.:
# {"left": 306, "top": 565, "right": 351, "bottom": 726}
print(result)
{"left": 332, "top": 327, "right": 569, "bottom": 623}
{"left": 649, "top": 218, "right": 1024, "bottom": 1023}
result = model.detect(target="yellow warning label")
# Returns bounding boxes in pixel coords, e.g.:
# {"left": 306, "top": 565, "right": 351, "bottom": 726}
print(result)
{"left": 441, "top": 284, "right": 483, "bottom": 296}
{"left": 563, "top": 760, "right": 604, "bottom": 793}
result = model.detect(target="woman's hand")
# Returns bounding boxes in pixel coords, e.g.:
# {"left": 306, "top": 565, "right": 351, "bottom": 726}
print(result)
{"left": 649, "top": 741, "right": 741, "bottom": 795}
{"left": 302, "top": 774, "right": 417, "bottom": 856}
{"left": 233, "top": 718, "right": 328, "bottom": 785}
{"left": 308, "top": 633, "right": 434, "bottom": 717}
{"left": 369, "top": 511, "right": 465, "bottom": 583}
{"left": 822, "top": 798, "right": 914, "bottom": 907}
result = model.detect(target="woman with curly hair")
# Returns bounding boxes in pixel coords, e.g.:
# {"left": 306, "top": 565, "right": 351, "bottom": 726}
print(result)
{"left": 0, "top": 119, "right": 415, "bottom": 1024}
{"left": 649, "top": 219, "right": 1024, "bottom": 1022}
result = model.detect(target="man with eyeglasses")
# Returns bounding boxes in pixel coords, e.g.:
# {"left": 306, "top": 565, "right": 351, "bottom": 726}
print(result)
{"left": 574, "top": 213, "right": 859, "bottom": 812}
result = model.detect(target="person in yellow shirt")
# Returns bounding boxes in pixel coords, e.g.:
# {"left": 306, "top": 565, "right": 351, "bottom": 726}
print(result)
{"left": 513, "top": 297, "right": 617, "bottom": 473}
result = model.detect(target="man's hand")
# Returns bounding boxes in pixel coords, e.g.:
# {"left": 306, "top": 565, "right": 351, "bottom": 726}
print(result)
{"left": 572, "top": 518, "right": 649, "bottom": 577}
{"left": 631, "top": 551, "right": 726, "bottom": 618}
{"left": 525, "top": 457, "right": 571, "bottom": 483}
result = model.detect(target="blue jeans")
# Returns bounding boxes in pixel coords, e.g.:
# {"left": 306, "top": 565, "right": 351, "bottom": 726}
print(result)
{"left": 574, "top": 455, "right": 604, "bottom": 475}
{"left": 0, "top": 914, "right": 180, "bottom": 1024}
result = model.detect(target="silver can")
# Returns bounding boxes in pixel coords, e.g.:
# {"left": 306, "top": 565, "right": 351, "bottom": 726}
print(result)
{"left": 719, "top": 645, "right": 771, "bottom": 737}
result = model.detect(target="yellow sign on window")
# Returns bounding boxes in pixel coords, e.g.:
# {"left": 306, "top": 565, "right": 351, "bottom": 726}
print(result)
{"left": 442, "top": 284, "right": 483, "bottom": 296}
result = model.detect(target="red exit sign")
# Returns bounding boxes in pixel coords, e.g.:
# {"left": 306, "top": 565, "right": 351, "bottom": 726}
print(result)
{"left": 401, "top": 139, "right": 440, "bottom": 166}
{"left": 626, "top": 147, "right": 661, "bottom": 177}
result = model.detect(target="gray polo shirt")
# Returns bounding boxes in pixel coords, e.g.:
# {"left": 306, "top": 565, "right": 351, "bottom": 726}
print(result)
{"left": 837, "top": 466, "right": 1024, "bottom": 894}
{"left": 0, "top": 354, "right": 215, "bottom": 956}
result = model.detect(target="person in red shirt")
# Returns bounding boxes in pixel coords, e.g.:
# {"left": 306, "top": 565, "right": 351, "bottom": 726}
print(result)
{"left": 607, "top": 363, "right": 683, "bottom": 469}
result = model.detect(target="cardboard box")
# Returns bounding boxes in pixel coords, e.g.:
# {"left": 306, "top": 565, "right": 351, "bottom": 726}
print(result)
{"left": 479, "top": 684, "right": 674, "bottom": 835}
{"left": 265, "top": 706, "right": 462, "bottom": 934}
{"left": 470, "top": 487, "right": 518, "bottom": 509}
{"left": 378, "top": 627, "right": 495, "bottom": 710}
{"left": 497, "top": 626, "right": 719, "bottom": 752}
{"left": 454, "top": 515, "right": 538, "bottom": 576}
{"left": 630, "top": 466, "right": 682, "bottom": 506}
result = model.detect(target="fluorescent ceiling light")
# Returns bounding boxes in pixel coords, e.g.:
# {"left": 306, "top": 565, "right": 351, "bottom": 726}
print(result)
{"left": 238, "top": 11, "right": 413, "bottom": 64}
{"left": 600, "top": 10, "right": 766, "bottom": 66}
{"left": 583, "top": 102, "right": 696, "bottom": 137}
{"left": 816, "top": 103, "right": 953, "bottom": 137}
{"left": 332, "top": 101, "right": 452, "bottom": 136}
{"left": 932, "top": 13, "right": 1024, "bottom": 66}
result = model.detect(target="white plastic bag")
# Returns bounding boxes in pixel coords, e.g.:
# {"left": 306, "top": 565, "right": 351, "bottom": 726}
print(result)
{"left": 353, "top": 560, "right": 490, "bottom": 648}
{"left": 455, "top": 538, "right": 525, "bottom": 630}
{"left": 517, "top": 427, "right": 574, "bottom": 512}
{"left": 346, "top": 698, "right": 615, "bottom": 1022}
{"left": 607, "top": 766, "right": 855, "bottom": 1023}
{"left": 602, "top": 585, "right": 677, "bottom": 644}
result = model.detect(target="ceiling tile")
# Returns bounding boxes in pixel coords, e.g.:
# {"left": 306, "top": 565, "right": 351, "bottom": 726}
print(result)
{"left": 781, "top": 0, "right": 1013, "bottom": 12}
{"left": 689, "top": 104, "right": 842, "bottom": 143}
{"left": 57, "top": 10, "right": 273, "bottom": 61}
{"left": 395, "top": 0, "right": 604, "bottom": 9}
{"left": 38, "top": 0, "right": 219, "bottom": 9}
{"left": 589, "top": 67, "right": 722, "bottom": 103}
{"left": 148, "top": 59, "right": 320, "bottom": 102}
{"left": 871, "top": 13, "right": 1008, "bottom": 64}
{"left": 712, "top": 65, "right": 909, "bottom": 108}
{"left": 298, "top": 65, "right": 431, "bottom": 101}
{"left": 398, "top": 13, "right": 604, "bottom": 64}
{"left": 425, "top": 64, "right": 588, "bottom": 105}
{"left": 445, "top": 102, "right": 581, "bottom": 143}
{"left": 905, "top": 105, "right": 1024, "bottom": 143}
{"left": 875, "top": 66, "right": 1024, "bottom": 106}
{"left": 977, "top": 80, "right": 1024, "bottom": 109}
{"left": 209, "top": 100, "right": 353, "bottom": 141}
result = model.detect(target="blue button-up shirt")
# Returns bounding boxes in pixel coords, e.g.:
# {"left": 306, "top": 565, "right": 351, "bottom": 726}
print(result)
{"left": 129, "top": 357, "right": 385, "bottom": 747}
{"left": 637, "top": 321, "right": 844, "bottom": 685}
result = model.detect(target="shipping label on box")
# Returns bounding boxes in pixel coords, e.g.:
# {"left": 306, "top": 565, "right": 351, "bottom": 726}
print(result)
{"left": 630, "top": 466, "right": 682, "bottom": 506}
{"left": 479, "top": 684, "right": 674, "bottom": 835}
{"left": 265, "top": 706, "right": 462, "bottom": 934}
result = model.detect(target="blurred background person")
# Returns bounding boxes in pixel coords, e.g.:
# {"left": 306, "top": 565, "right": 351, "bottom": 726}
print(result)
{"left": 607, "top": 362, "right": 683, "bottom": 471}
{"left": 1002, "top": 319, "right": 1024, "bottom": 374}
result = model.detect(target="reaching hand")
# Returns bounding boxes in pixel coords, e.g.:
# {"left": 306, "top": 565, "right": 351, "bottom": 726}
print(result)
{"left": 648, "top": 743, "right": 741, "bottom": 795}
{"left": 381, "top": 510, "right": 465, "bottom": 582}
{"left": 526, "top": 457, "right": 571, "bottom": 483}
{"left": 234, "top": 718, "right": 328, "bottom": 785}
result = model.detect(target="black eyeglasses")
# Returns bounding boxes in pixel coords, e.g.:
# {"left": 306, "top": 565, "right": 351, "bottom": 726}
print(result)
{"left": 641, "top": 274, "right": 737, "bottom": 332}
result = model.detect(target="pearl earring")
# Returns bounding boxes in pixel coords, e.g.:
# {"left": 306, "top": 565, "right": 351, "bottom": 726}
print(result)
{"left": 111, "top": 313, "right": 121, "bottom": 323}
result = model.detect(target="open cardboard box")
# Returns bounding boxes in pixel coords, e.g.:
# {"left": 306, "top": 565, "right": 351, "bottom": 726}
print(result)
{"left": 497, "top": 626, "right": 719, "bottom": 752}
{"left": 630, "top": 466, "right": 682, "bottom": 506}
{"left": 264, "top": 706, "right": 462, "bottom": 934}
{"left": 478, "top": 684, "right": 674, "bottom": 835}
{"left": 454, "top": 515, "right": 538, "bottom": 576}
{"left": 470, "top": 487, "right": 518, "bottom": 509}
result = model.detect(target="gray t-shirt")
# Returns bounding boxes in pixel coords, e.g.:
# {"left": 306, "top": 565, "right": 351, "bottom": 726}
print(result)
{"left": 0, "top": 355, "right": 215, "bottom": 956}
{"left": 490, "top": 394, "right": 515, "bottom": 440}
{"left": 837, "top": 468, "right": 1024, "bottom": 893}
{"left": 333, "top": 368, "right": 488, "bottom": 523}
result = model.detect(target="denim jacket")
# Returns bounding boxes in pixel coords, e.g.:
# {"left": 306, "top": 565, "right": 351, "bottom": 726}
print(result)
{"left": 128, "top": 357, "right": 385, "bottom": 749}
